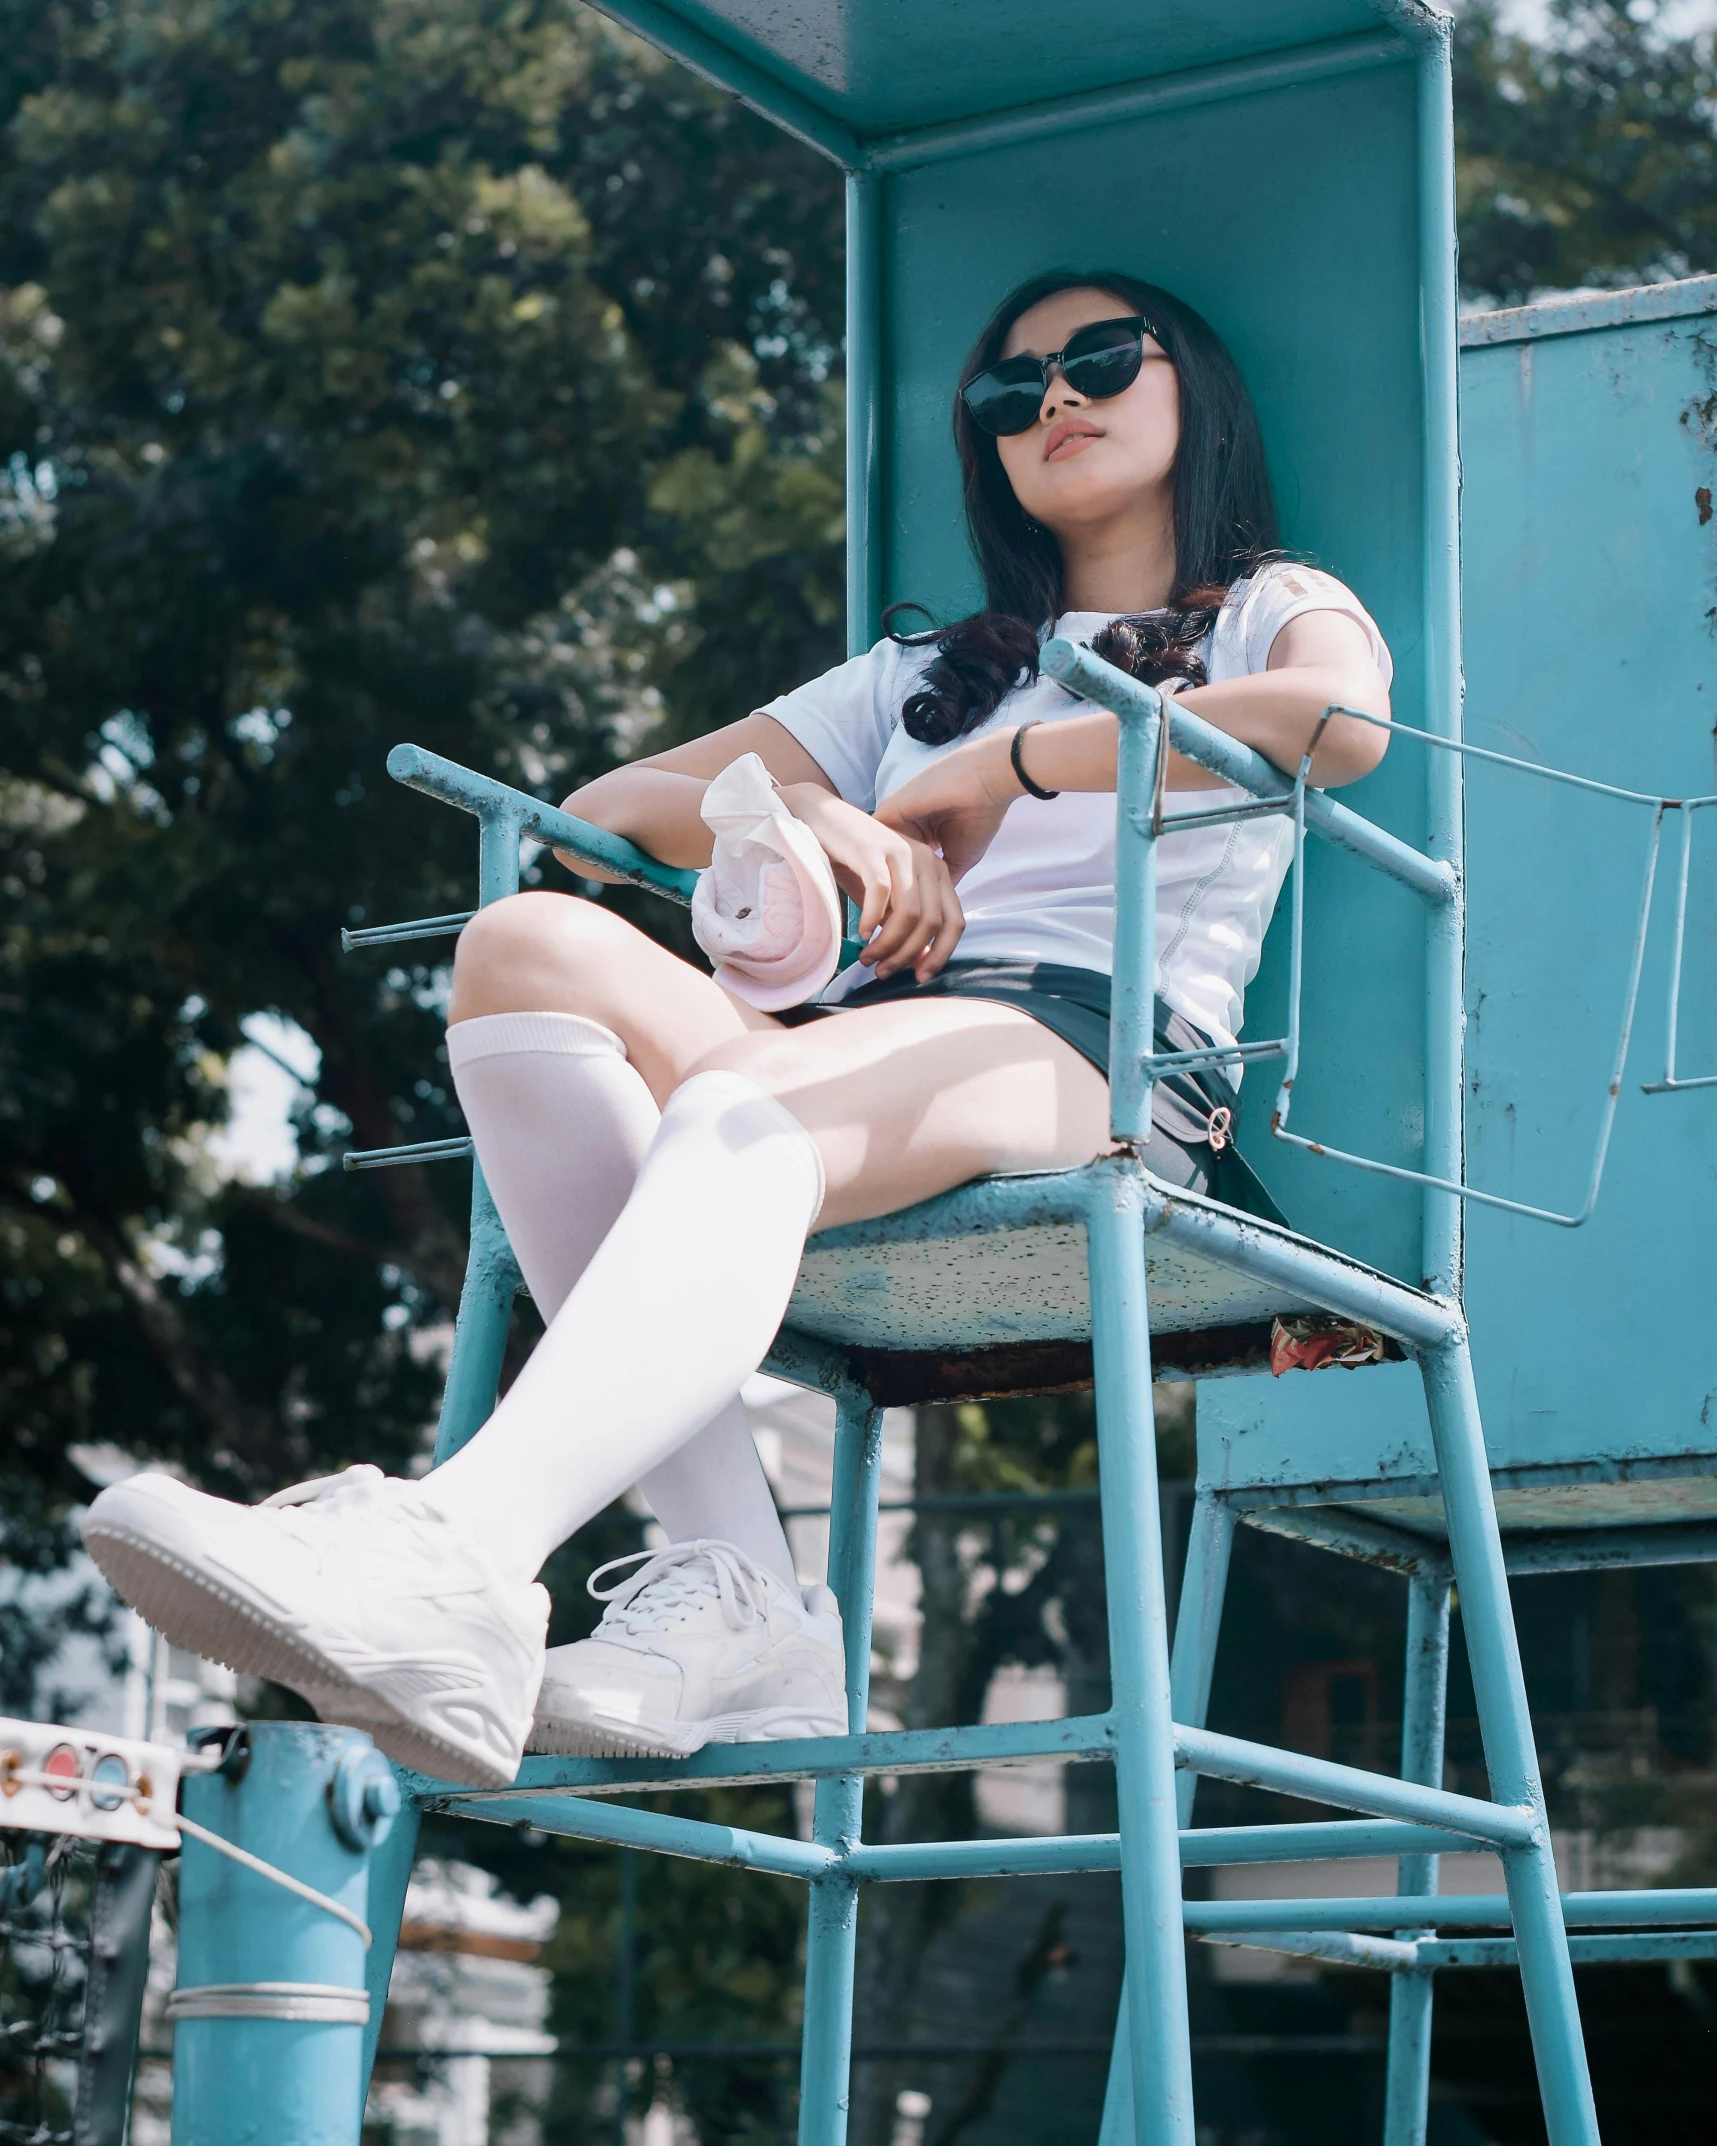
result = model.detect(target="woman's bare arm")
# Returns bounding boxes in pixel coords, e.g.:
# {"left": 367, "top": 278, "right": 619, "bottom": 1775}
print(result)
{"left": 555, "top": 713, "right": 968, "bottom": 982}
{"left": 1024, "top": 610, "right": 1391, "bottom": 795}
{"left": 874, "top": 610, "right": 1391, "bottom": 880}
{"left": 556, "top": 714, "right": 840, "bottom": 878}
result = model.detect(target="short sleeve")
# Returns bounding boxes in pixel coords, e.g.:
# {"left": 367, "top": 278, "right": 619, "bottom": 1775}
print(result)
{"left": 756, "top": 639, "right": 918, "bottom": 812}
{"left": 1223, "top": 564, "right": 1393, "bottom": 687}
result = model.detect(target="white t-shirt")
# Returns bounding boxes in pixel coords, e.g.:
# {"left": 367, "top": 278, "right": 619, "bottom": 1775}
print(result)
{"left": 761, "top": 562, "right": 1391, "bottom": 1047}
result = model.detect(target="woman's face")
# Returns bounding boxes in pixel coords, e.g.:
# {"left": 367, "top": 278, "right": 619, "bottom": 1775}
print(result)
{"left": 992, "top": 285, "right": 1179, "bottom": 540}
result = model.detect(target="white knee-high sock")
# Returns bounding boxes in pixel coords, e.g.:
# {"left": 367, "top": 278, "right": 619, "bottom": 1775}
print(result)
{"left": 422, "top": 1065, "right": 823, "bottom": 1581}
{"left": 445, "top": 1013, "right": 798, "bottom": 1587}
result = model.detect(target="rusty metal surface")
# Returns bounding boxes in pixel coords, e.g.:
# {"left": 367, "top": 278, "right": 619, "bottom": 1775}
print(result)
{"left": 1459, "top": 272, "right": 1717, "bottom": 348}
{"left": 785, "top": 1218, "right": 1320, "bottom": 1352}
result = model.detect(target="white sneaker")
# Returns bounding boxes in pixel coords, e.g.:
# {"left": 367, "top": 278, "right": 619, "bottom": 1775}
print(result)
{"left": 528, "top": 1539, "right": 847, "bottom": 1760}
{"left": 81, "top": 1466, "right": 548, "bottom": 1789}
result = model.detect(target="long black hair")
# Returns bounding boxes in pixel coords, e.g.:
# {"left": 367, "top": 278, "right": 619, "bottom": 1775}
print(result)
{"left": 889, "top": 269, "right": 1280, "bottom": 746}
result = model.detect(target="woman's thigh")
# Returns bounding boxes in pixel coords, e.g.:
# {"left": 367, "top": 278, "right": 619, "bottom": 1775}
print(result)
{"left": 690, "top": 998, "right": 1113, "bottom": 1231}
{"left": 448, "top": 891, "right": 778, "bottom": 1102}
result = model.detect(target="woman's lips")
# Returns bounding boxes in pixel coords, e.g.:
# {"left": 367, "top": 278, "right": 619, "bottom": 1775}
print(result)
{"left": 1045, "top": 421, "right": 1102, "bottom": 460}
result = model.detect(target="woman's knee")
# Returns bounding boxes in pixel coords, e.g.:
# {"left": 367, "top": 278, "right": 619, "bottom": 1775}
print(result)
{"left": 448, "top": 892, "right": 637, "bottom": 1021}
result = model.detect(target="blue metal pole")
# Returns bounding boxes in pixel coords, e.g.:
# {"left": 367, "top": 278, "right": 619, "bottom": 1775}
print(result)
{"left": 797, "top": 1395, "right": 884, "bottom": 2145}
{"left": 1383, "top": 1575, "right": 1453, "bottom": 2146}
{"left": 1089, "top": 1165, "right": 1195, "bottom": 2146}
{"left": 365, "top": 798, "right": 530, "bottom": 2094}
{"left": 1100, "top": 1489, "right": 1235, "bottom": 2144}
{"left": 1417, "top": 18, "right": 1466, "bottom": 1302}
{"left": 1417, "top": 1340, "right": 1598, "bottom": 2145}
{"left": 174, "top": 1725, "right": 396, "bottom": 2146}
{"left": 844, "top": 172, "right": 885, "bottom": 658}
{"left": 1107, "top": 693, "right": 1162, "bottom": 1142}
{"left": 1169, "top": 1491, "right": 1236, "bottom": 1829}
{"left": 432, "top": 1165, "right": 523, "bottom": 1465}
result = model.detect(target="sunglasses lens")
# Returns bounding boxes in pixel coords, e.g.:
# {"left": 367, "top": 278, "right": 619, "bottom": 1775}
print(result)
{"left": 1062, "top": 318, "right": 1146, "bottom": 401}
{"left": 961, "top": 318, "right": 1156, "bottom": 436}
{"left": 962, "top": 357, "right": 1049, "bottom": 437}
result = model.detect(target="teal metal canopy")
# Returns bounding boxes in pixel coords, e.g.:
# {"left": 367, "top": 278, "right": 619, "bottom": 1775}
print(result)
{"left": 592, "top": 0, "right": 1441, "bottom": 161}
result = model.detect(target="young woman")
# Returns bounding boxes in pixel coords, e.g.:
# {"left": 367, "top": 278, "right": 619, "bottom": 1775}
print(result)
{"left": 83, "top": 270, "right": 1391, "bottom": 1789}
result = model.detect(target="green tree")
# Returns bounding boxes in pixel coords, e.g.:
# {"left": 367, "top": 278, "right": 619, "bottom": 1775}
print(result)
{"left": 1454, "top": 0, "right": 1717, "bottom": 305}
{"left": 0, "top": 3, "right": 843, "bottom": 2123}
{"left": 0, "top": 0, "right": 843, "bottom": 1527}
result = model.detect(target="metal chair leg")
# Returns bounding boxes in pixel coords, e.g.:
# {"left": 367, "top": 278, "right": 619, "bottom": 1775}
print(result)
{"left": 1099, "top": 1488, "right": 1236, "bottom": 2144}
{"left": 1089, "top": 1168, "right": 1196, "bottom": 2146}
{"left": 1418, "top": 1338, "right": 1600, "bottom": 2146}
{"left": 796, "top": 1395, "right": 884, "bottom": 2146}
{"left": 361, "top": 1164, "right": 520, "bottom": 2111}
{"left": 1168, "top": 1491, "right": 1237, "bottom": 1832}
{"left": 1383, "top": 1573, "right": 1453, "bottom": 2146}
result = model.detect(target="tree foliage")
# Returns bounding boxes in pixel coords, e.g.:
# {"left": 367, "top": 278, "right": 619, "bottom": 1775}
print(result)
{"left": 0, "top": 0, "right": 843, "bottom": 1545}
{"left": 1455, "top": 0, "right": 1717, "bottom": 305}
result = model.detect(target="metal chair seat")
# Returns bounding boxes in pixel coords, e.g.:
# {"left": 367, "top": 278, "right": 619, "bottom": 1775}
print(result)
{"left": 780, "top": 1165, "right": 1406, "bottom": 1401}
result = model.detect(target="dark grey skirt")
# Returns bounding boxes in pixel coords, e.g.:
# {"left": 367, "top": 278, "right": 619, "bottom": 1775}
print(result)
{"left": 780, "top": 957, "right": 1287, "bottom": 1225}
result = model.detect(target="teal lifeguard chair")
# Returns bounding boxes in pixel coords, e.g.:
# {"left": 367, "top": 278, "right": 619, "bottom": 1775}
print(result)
{"left": 291, "top": 7, "right": 1717, "bottom": 2146}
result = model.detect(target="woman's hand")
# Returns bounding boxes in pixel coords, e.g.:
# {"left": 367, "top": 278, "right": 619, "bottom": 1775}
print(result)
{"left": 871, "top": 729, "right": 1022, "bottom": 882}
{"left": 781, "top": 784, "right": 965, "bottom": 982}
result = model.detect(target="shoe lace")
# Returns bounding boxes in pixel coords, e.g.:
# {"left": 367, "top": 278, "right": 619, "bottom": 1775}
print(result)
{"left": 586, "top": 1540, "right": 778, "bottom": 1637}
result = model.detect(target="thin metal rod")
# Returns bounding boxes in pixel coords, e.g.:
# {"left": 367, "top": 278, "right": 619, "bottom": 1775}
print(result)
{"left": 1418, "top": 1336, "right": 1599, "bottom": 2146}
{"left": 797, "top": 1396, "right": 883, "bottom": 2146}
{"left": 844, "top": 1818, "right": 1488, "bottom": 1884}
{"left": 431, "top": 1792, "right": 836, "bottom": 1881}
{"left": 861, "top": 28, "right": 1410, "bottom": 171}
{"left": 1182, "top": 1820, "right": 1487, "bottom": 1866}
{"left": 418, "top": 1711, "right": 1119, "bottom": 1803}
{"left": 844, "top": 171, "right": 884, "bottom": 657}
{"left": 1421, "top": 1930, "right": 1717, "bottom": 1969}
{"left": 1240, "top": 1504, "right": 1453, "bottom": 1582}
{"left": 1174, "top": 1722, "right": 1534, "bottom": 1845}
{"left": 1088, "top": 1166, "right": 1195, "bottom": 2144}
{"left": 341, "top": 911, "right": 475, "bottom": 951}
{"left": 429, "top": 1164, "right": 522, "bottom": 1465}
{"left": 1642, "top": 797, "right": 1717, "bottom": 1092}
{"left": 1041, "top": 639, "right": 1457, "bottom": 906}
{"left": 1272, "top": 803, "right": 1668, "bottom": 1228}
{"left": 1109, "top": 691, "right": 1162, "bottom": 1142}
{"left": 1416, "top": 10, "right": 1465, "bottom": 1306}
{"left": 387, "top": 744, "right": 700, "bottom": 905}
{"left": 1383, "top": 1576, "right": 1452, "bottom": 2146}
{"left": 1140, "top": 1185, "right": 1460, "bottom": 1352}
{"left": 1184, "top": 1886, "right": 1717, "bottom": 1935}
{"left": 1156, "top": 795, "right": 1297, "bottom": 832}
{"left": 1169, "top": 1492, "right": 1235, "bottom": 1828}
{"left": 1202, "top": 1929, "right": 1421, "bottom": 1971}
{"left": 343, "top": 1137, "right": 473, "bottom": 1172}
{"left": 1336, "top": 703, "right": 1717, "bottom": 811}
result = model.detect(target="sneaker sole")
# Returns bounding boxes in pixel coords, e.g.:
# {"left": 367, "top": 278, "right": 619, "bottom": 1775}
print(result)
{"left": 85, "top": 1522, "right": 518, "bottom": 1790}
{"left": 526, "top": 1704, "right": 847, "bottom": 1761}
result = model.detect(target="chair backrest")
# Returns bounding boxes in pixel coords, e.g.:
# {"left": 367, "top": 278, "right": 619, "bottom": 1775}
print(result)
{"left": 875, "top": 17, "right": 1453, "bottom": 1292}
{"left": 1201, "top": 279, "right": 1717, "bottom": 1497}
{"left": 597, "top": 0, "right": 1461, "bottom": 1291}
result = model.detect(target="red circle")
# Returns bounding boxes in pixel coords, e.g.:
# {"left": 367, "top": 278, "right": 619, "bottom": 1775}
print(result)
{"left": 43, "top": 1744, "right": 80, "bottom": 1800}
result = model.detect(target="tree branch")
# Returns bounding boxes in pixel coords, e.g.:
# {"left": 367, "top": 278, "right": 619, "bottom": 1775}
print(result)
{"left": 67, "top": 1202, "right": 276, "bottom": 1464}
{"left": 239, "top": 1188, "right": 410, "bottom": 1271}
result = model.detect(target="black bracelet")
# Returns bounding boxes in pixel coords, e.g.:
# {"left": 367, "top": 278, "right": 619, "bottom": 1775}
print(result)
{"left": 1010, "top": 721, "right": 1060, "bottom": 800}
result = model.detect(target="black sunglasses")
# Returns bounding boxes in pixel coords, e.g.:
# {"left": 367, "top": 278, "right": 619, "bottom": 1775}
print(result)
{"left": 960, "top": 314, "right": 1166, "bottom": 438}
